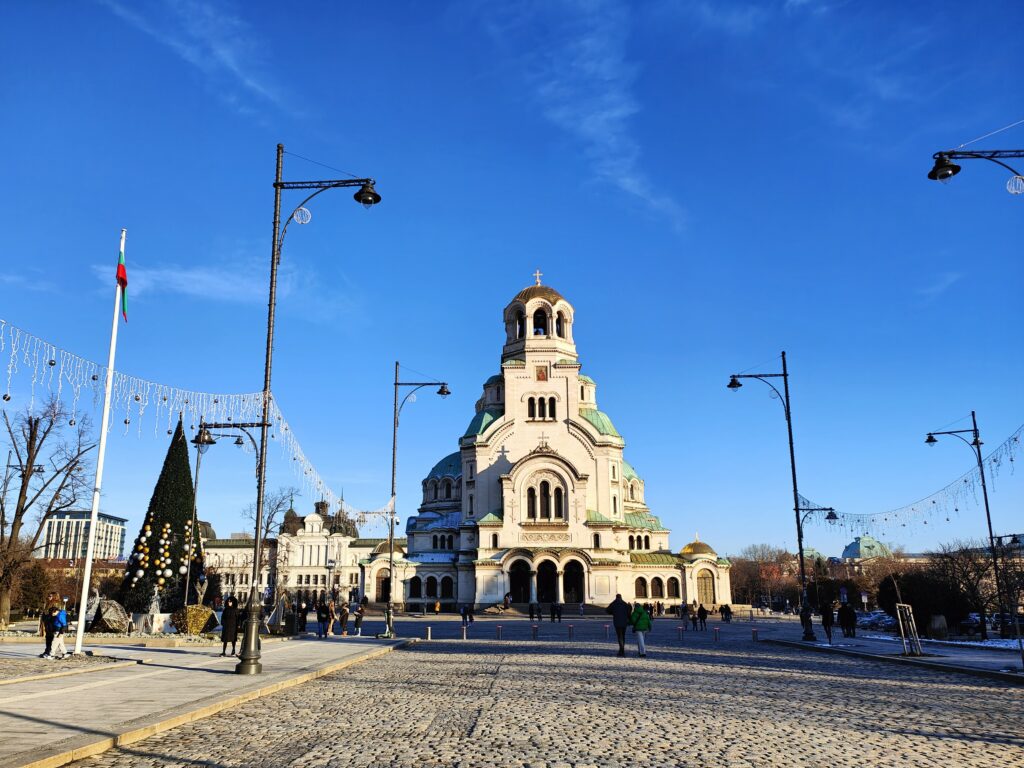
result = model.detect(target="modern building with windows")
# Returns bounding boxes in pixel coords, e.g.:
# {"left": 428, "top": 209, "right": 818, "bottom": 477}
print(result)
{"left": 391, "top": 279, "right": 732, "bottom": 610}
{"left": 39, "top": 510, "right": 127, "bottom": 561}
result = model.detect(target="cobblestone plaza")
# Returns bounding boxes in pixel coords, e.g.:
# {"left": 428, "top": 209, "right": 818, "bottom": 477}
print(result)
{"left": 66, "top": 627, "right": 1022, "bottom": 768}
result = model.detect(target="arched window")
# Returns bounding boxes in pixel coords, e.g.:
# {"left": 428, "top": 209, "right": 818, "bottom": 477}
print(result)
{"left": 556, "top": 312, "right": 565, "bottom": 337}
{"left": 491, "top": 533, "right": 499, "bottom": 548}
{"left": 441, "top": 576, "right": 454, "bottom": 599}
{"left": 651, "top": 577, "right": 664, "bottom": 598}
{"left": 538, "top": 397, "right": 546, "bottom": 419}
{"left": 409, "top": 576, "right": 422, "bottom": 598}
{"left": 612, "top": 496, "right": 618, "bottom": 516}
{"left": 629, "top": 484, "right": 635, "bottom": 501}
{"left": 635, "top": 577, "right": 648, "bottom": 599}
{"left": 432, "top": 482, "right": 438, "bottom": 501}
{"left": 554, "top": 487, "right": 563, "bottom": 518}
{"left": 426, "top": 576, "right": 438, "bottom": 598}
{"left": 628, "top": 535, "right": 635, "bottom": 550}
{"left": 580, "top": 385, "right": 585, "bottom": 400}
{"left": 528, "top": 398, "right": 536, "bottom": 419}
{"left": 548, "top": 397, "right": 556, "bottom": 420}
{"left": 593, "top": 533, "right": 601, "bottom": 549}
{"left": 533, "top": 309, "right": 547, "bottom": 335}
{"left": 644, "top": 535, "right": 650, "bottom": 550}
{"left": 667, "top": 577, "right": 680, "bottom": 598}
{"left": 527, "top": 487, "right": 537, "bottom": 518}
{"left": 516, "top": 310, "right": 526, "bottom": 339}
{"left": 447, "top": 534, "right": 454, "bottom": 549}
{"left": 496, "top": 386, "right": 501, "bottom": 401}
{"left": 539, "top": 481, "right": 550, "bottom": 518}
{"left": 468, "top": 495, "right": 474, "bottom": 514}
{"left": 432, "top": 535, "right": 438, "bottom": 549}
{"left": 444, "top": 481, "right": 452, "bottom": 499}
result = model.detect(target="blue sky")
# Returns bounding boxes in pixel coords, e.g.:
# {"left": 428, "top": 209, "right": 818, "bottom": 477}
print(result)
{"left": 2, "top": 0, "right": 1021, "bottom": 558}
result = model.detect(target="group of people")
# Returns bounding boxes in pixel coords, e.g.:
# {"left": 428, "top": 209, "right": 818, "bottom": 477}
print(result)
{"left": 817, "top": 602, "right": 858, "bottom": 644}
{"left": 37, "top": 592, "right": 69, "bottom": 660}
{"left": 606, "top": 594, "right": 656, "bottom": 657}
{"left": 313, "top": 598, "right": 366, "bottom": 638}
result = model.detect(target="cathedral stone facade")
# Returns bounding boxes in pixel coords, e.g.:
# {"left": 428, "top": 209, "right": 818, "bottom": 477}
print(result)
{"left": 400, "top": 279, "right": 732, "bottom": 610}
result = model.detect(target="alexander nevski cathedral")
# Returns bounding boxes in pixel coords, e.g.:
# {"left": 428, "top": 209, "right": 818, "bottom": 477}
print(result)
{"left": 398, "top": 277, "right": 732, "bottom": 610}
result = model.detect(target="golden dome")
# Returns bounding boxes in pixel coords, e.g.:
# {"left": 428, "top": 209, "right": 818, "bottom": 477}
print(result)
{"left": 513, "top": 284, "right": 566, "bottom": 305}
{"left": 680, "top": 533, "right": 716, "bottom": 558}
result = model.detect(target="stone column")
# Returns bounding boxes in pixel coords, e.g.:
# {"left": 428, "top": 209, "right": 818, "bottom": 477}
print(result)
{"left": 529, "top": 570, "right": 538, "bottom": 603}
{"left": 556, "top": 570, "right": 564, "bottom": 604}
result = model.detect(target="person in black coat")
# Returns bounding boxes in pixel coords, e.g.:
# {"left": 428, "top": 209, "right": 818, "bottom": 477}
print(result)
{"left": 820, "top": 602, "right": 835, "bottom": 645}
{"left": 697, "top": 604, "right": 708, "bottom": 630}
{"left": 220, "top": 596, "right": 239, "bottom": 656}
{"left": 606, "top": 594, "right": 632, "bottom": 657}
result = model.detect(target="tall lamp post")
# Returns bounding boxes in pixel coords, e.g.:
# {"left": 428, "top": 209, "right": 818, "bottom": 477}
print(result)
{"left": 728, "top": 351, "right": 817, "bottom": 641}
{"left": 182, "top": 426, "right": 217, "bottom": 625}
{"left": 925, "top": 411, "right": 1009, "bottom": 638}
{"left": 927, "top": 149, "right": 1024, "bottom": 194}
{"left": 238, "top": 144, "right": 381, "bottom": 675}
{"left": 384, "top": 361, "right": 450, "bottom": 638}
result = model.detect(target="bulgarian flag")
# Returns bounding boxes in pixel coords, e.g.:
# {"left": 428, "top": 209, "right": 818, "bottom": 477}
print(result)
{"left": 116, "top": 244, "right": 128, "bottom": 322}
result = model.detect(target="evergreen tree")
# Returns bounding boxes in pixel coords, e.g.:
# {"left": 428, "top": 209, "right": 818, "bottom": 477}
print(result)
{"left": 119, "top": 418, "right": 200, "bottom": 613}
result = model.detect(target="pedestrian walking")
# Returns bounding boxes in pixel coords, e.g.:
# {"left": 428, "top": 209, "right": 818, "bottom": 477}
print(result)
{"left": 549, "top": 602, "right": 556, "bottom": 622}
{"left": 720, "top": 604, "right": 733, "bottom": 623}
{"left": 555, "top": 602, "right": 563, "bottom": 622}
{"left": 316, "top": 601, "right": 329, "bottom": 638}
{"left": 298, "top": 600, "right": 308, "bottom": 632}
{"left": 529, "top": 602, "right": 536, "bottom": 621}
{"left": 339, "top": 602, "right": 350, "bottom": 636}
{"left": 697, "top": 604, "right": 708, "bottom": 630}
{"left": 629, "top": 602, "right": 652, "bottom": 658}
{"left": 461, "top": 605, "right": 470, "bottom": 626}
{"left": 579, "top": 601, "right": 585, "bottom": 617}
{"left": 434, "top": 599, "right": 441, "bottom": 615}
{"left": 48, "top": 603, "right": 69, "bottom": 659}
{"left": 353, "top": 604, "right": 365, "bottom": 636}
{"left": 39, "top": 591, "right": 59, "bottom": 658}
{"left": 220, "top": 596, "right": 240, "bottom": 656}
{"left": 820, "top": 603, "right": 834, "bottom": 645}
{"left": 327, "top": 599, "right": 336, "bottom": 636}
{"left": 468, "top": 604, "right": 475, "bottom": 624}
{"left": 606, "top": 593, "right": 631, "bottom": 657}
{"left": 689, "top": 606, "right": 698, "bottom": 631}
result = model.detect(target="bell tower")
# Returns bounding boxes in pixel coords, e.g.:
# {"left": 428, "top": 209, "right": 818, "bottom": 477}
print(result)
{"left": 501, "top": 270, "right": 577, "bottom": 364}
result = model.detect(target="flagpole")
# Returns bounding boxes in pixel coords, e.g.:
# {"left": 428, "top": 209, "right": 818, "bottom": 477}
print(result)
{"left": 73, "top": 229, "right": 125, "bottom": 654}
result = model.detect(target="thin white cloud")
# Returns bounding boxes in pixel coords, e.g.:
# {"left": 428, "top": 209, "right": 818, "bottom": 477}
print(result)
{"left": 483, "top": 1, "right": 686, "bottom": 230}
{"left": 99, "top": 0, "right": 283, "bottom": 111}
{"left": 917, "top": 271, "right": 961, "bottom": 299}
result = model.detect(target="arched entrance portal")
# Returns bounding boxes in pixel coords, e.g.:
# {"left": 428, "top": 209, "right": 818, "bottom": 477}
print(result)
{"left": 509, "top": 560, "right": 531, "bottom": 603}
{"left": 563, "top": 560, "right": 585, "bottom": 603}
{"left": 375, "top": 569, "right": 391, "bottom": 603}
{"left": 696, "top": 570, "right": 715, "bottom": 606}
{"left": 537, "top": 560, "right": 557, "bottom": 603}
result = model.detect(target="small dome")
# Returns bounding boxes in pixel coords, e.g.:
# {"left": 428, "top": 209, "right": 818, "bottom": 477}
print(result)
{"left": 514, "top": 284, "right": 566, "bottom": 305}
{"left": 680, "top": 533, "right": 716, "bottom": 558}
{"left": 425, "top": 451, "right": 462, "bottom": 480}
{"left": 842, "top": 535, "right": 891, "bottom": 560}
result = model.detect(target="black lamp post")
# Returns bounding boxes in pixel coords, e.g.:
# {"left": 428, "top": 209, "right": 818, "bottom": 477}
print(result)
{"left": 182, "top": 425, "right": 217, "bottom": 623}
{"left": 927, "top": 149, "right": 1024, "bottom": 194}
{"left": 728, "top": 351, "right": 818, "bottom": 641}
{"left": 924, "top": 411, "right": 1009, "bottom": 638}
{"left": 383, "top": 361, "right": 450, "bottom": 638}
{"left": 237, "top": 145, "right": 380, "bottom": 674}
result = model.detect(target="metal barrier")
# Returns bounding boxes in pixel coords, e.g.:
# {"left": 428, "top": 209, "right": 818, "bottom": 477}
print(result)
{"left": 496, "top": 625, "right": 502, "bottom": 640}
{"left": 531, "top": 624, "right": 538, "bottom": 640}
{"left": 677, "top": 625, "right": 684, "bottom": 642}
{"left": 425, "top": 626, "right": 432, "bottom": 640}
{"left": 568, "top": 624, "right": 574, "bottom": 641}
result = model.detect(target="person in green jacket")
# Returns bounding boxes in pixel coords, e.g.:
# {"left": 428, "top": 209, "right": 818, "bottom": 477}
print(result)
{"left": 629, "top": 602, "right": 652, "bottom": 658}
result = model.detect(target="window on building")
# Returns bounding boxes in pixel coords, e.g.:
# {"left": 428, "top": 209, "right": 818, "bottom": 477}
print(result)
{"left": 635, "top": 577, "right": 648, "bottom": 599}
{"left": 539, "top": 481, "right": 550, "bottom": 518}
{"left": 613, "top": 496, "right": 618, "bottom": 516}
{"left": 556, "top": 312, "right": 565, "bottom": 337}
{"left": 432, "top": 482, "right": 439, "bottom": 501}
{"left": 554, "top": 487, "right": 563, "bottom": 519}
{"left": 468, "top": 463, "right": 474, "bottom": 479}
{"left": 533, "top": 309, "right": 548, "bottom": 335}
{"left": 516, "top": 310, "right": 526, "bottom": 339}
{"left": 667, "top": 577, "right": 680, "bottom": 598}
{"left": 432, "top": 535, "right": 438, "bottom": 549}
{"left": 644, "top": 535, "right": 650, "bottom": 550}
{"left": 441, "top": 576, "right": 454, "bottom": 599}
{"left": 611, "top": 464, "right": 617, "bottom": 480}
{"left": 426, "top": 576, "right": 438, "bottom": 598}
{"left": 548, "top": 397, "right": 556, "bottom": 420}
{"left": 651, "top": 577, "right": 664, "bottom": 599}
{"left": 628, "top": 535, "right": 634, "bottom": 550}
{"left": 593, "top": 533, "right": 601, "bottom": 549}
{"left": 468, "top": 495, "right": 474, "bottom": 514}
{"left": 527, "top": 487, "right": 537, "bottom": 518}
{"left": 630, "top": 484, "right": 635, "bottom": 500}
{"left": 409, "top": 577, "right": 422, "bottom": 598}
{"left": 580, "top": 385, "right": 585, "bottom": 400}
{"left": 538, "top": 397, "right": 547, "bottom": 419}
{"left": 447, "top": 534, "right": 454, "bottom": 549}
{"left": 444, "top": 481, "right": 452, "bottom": 500}
{"left": 491, "top": 533, "right": 499, "bottom": 548}
{"left": 528, "top": 398, "right": 536, "bottom": 419}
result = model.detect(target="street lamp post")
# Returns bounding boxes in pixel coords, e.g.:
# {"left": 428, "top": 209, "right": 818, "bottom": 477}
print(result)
{"left": 728, "top": 351, "right": 817, "bottom": 641}
{"left": 384, "top": 361, "right": 450, "bottom": 639}
{"left": 237, "top": 144, "right": 380, "bottom": 675}
{"left": 925, "top": 411, "right": 1010, "bottom": 638}
{"left": 182, "top": 426, "right": 217, "bottom": 626}
{"left": 992, "top": 534, "right": 1024, "bottom": 668}
{"left": 327, "top": 558, "right": 336, "bottom": 601}
{"left": 927, "top": 149, "right": 1024, "bottom": 194}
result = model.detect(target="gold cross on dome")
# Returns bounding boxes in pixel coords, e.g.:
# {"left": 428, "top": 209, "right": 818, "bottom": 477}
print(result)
{"left": 533, "top": 268, "right": 543, "bottom": 285}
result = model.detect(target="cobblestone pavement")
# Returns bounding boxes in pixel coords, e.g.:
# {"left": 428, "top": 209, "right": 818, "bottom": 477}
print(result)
{"left": 66, "top": 633, "right": 1023, "bottom": 768}
{"left": 0, "top": 649, "right": 121, "bottom": 682}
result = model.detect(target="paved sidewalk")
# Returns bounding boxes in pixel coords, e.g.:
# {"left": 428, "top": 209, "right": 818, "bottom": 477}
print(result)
{"left": 0, "top": 635, "right": 405, "bottom": 768}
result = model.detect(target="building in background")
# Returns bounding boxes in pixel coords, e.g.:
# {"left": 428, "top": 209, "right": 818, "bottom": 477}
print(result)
{"left": 39, "top": 510, "right": 127, "bottom": 560}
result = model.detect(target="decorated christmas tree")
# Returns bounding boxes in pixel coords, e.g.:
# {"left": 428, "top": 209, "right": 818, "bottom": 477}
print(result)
{"left": 119, "top": 417, "right": 202, "bottom": 614}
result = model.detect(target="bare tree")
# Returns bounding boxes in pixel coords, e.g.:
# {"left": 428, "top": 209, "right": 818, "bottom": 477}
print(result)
{"left": 929, "top": 539, "right": 998, "bottom": 640}
{"left": 241, "top": 486, "right": 298, "bottom": 602}
{"left": 0, "top": 398, "right": 94, "bottom": 627}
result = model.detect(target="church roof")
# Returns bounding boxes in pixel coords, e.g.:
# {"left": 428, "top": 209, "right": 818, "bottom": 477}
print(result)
{"left": 842, "top": 535, "right": 891, "bottom": 560}
{"left": 484, "top": 374, "right": 503, "bottom": 387}
{"left": 476, "top": 511, "right": 504, "bottom": 525}
{"left": 578, "top": 374, "right": 596, "bottom": 385}
{"left": 630, "top": 552, "right": 682, "bottom": 565}
{"left": 680, "top": 535, "right": 717, "bottom": 558}
{"left": 417, "top": 511, "right": 461, "bottom": 531}
{"left": 425, "top": 452, "right": 462, "bottom": 480}
{"left": 622, "top": 460, "right": 639, "bottom": 482}
{"left": 585, "top": 509, "right": 615, "bottom": 524}
{"left": 578, "top": 408, "right": 620, "bottom": 437}
{"left": 624, "top": 511, "right": 666, "bottom": 531}
{"left": 463, "top": 408, "right": 504, "bottom": 437}
{"left": 513, "top": 284, "right": 566, "bottom": 305}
